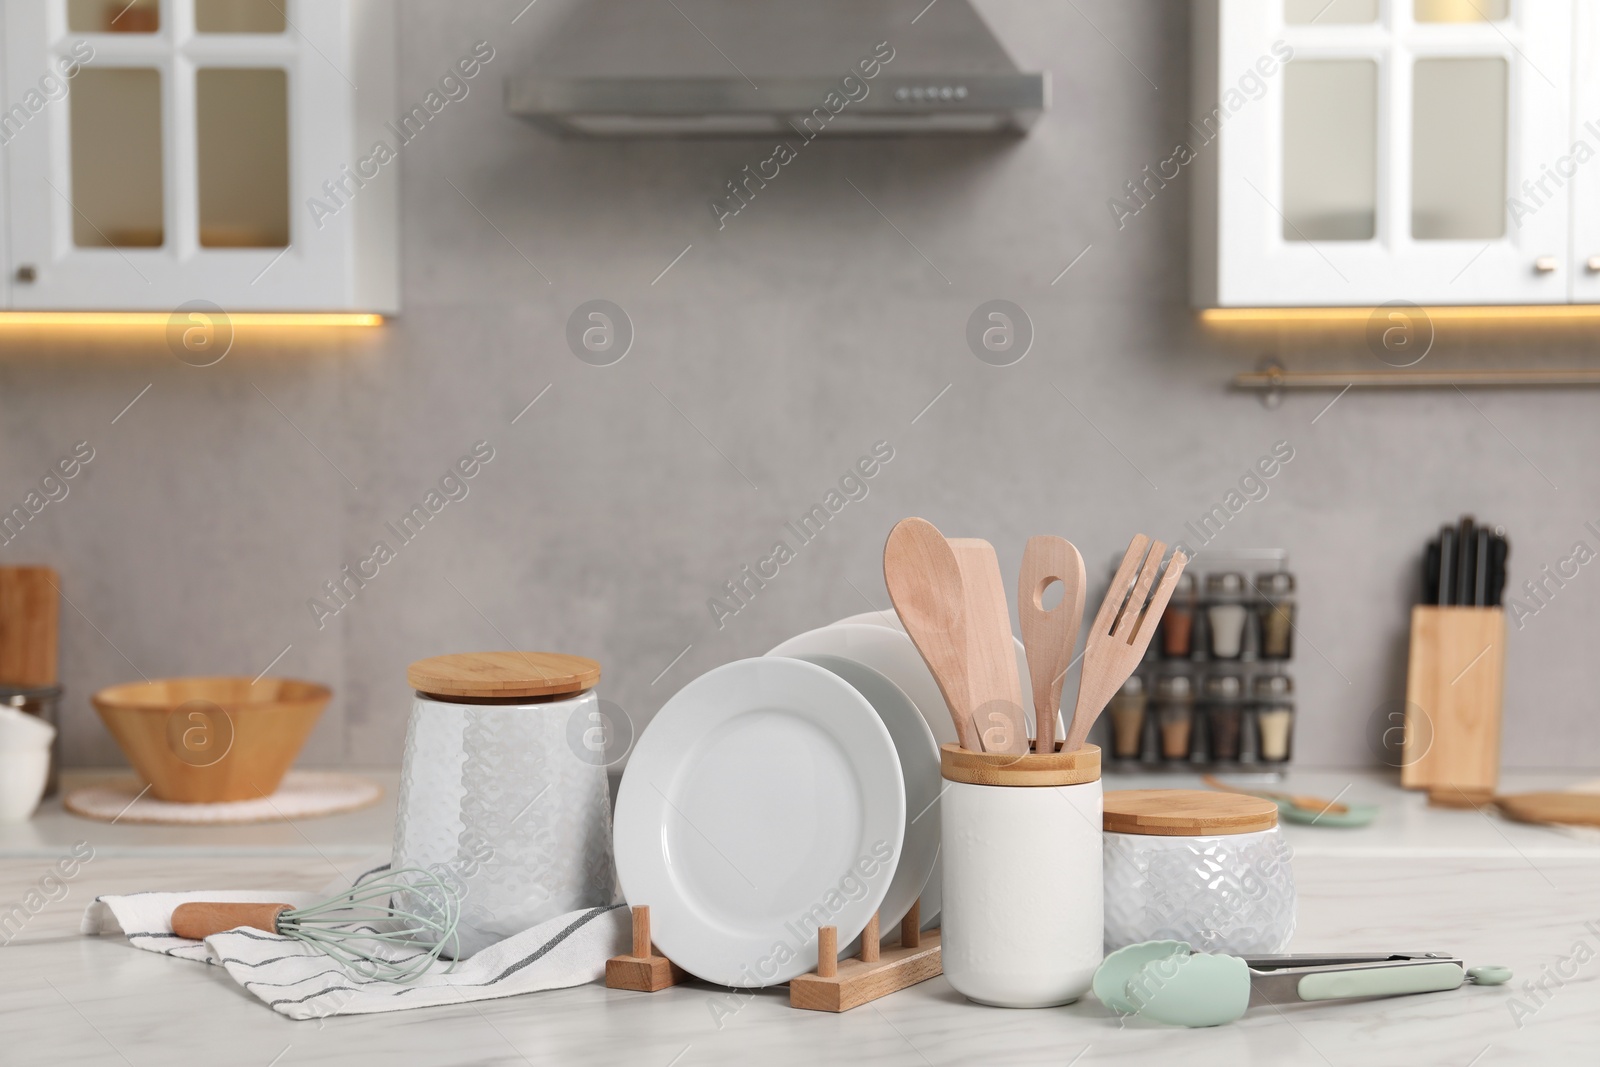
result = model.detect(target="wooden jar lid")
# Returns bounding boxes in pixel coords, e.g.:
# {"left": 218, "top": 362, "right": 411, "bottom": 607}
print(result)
{"left": 1103, "top": 789, "right": 1278, "bottom": 836}
{"left": 940, "top": 743, "right": 1101, "bottom": 787}
{"left": 407, "top": 652, "right": 599, "bottom": 701}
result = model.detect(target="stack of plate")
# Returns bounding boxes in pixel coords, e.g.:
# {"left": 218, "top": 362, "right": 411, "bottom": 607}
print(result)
{"left": 612, "top": 614, "right": 1063, "bottom": 988}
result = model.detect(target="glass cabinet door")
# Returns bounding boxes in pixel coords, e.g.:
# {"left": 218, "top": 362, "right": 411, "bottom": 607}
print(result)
{"left": 1209, "top": 0, "right": 1573, "bottom": 306}
{"left": 1, "top": 0, "right": 366, "bottom": 310}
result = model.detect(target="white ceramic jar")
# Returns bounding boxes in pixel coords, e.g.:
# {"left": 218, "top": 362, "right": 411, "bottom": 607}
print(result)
{"left": 1102, "top": 789, "right": 1295, "bottom": 956}
{"left": 393, "top": 653, "right": 616, "bottom": 958}
{"left": 940, "top": 744, "right": 1103, "bottom": 1008}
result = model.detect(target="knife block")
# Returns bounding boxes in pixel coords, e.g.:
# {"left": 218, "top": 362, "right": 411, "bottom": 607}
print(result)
{"left": 1400, "top": 606, "right": 1506, "bottom": 804}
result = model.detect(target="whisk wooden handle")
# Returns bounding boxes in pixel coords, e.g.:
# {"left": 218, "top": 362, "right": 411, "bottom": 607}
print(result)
{"left": 172, "top": 902, "right": 292, "bottom": 940}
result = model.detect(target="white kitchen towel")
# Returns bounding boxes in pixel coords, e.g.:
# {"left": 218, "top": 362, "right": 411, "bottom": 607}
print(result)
{"left": 81, "top": 863, "right": 630, "bottom": 1021}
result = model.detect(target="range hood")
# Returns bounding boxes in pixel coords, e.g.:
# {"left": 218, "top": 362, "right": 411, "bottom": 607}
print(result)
{"left": 505, "top": 0, "right": 1047, "bottom": 137}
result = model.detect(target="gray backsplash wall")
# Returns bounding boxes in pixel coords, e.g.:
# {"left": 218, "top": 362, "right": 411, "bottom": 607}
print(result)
{"left": 2, "top": 0, "right": 1595, "bottom": 770}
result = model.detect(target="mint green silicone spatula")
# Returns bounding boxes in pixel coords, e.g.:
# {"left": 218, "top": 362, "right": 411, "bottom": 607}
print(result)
{"left": 1095, "top": 941, "right": 1512, "bottom": 1027}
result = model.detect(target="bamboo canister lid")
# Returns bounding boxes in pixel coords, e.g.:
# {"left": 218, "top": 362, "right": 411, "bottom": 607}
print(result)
{"left": 940, "top": 743, "right": 1101, "bottom": 787}
{"left": 407, "top": 652, "right": 599, "bottom": 701}
{"left": 1103, "top": 789, "right": 1278, "bottom": 836}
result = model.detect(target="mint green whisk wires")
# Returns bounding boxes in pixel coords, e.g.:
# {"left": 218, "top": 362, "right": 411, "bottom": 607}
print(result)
{"left": 277, "top": 866, "right": 463, "bottom": 983}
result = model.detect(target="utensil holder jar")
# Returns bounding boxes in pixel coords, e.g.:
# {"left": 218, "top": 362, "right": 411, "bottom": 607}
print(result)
{"left": 939, "top": 743, "right": 1102, "bottom": 1008}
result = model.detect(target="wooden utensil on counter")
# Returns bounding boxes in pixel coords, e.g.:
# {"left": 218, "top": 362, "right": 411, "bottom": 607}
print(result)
{"left": 1063, "top": 536, "right": 1187, "bottom": 753}
{"left": 1201, "top": 774, "right": 1349, "bottom": 815}
{"left": 947, "top": 538, "right": 1030, "bottom": 756}
{"left": 1017, "top": 536, "right": 1086, "bottom": 755}
{"left": 1494, "top": 791, "right": 1600, "bottom": 828}
{"left": 884, "top": 518, "right": 980, "bottom": 751}
{"left": 0, "top": 566, "right": 59, "bottom": 687}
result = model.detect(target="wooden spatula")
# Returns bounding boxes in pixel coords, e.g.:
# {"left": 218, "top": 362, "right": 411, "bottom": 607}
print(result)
{"left": 1018, "top": 536, "right": 1087, "bottom": 755}
{"left": 1063, "top": 536, "right": 1188, "bottom": 752}
{"left": 1201, "top": 774, "right": 1350, "bottom": 815}
{"left": 883, "top": 517, "right": 980, "bottom": 750}
{"left": 947, "top": 538, "right": 1030, "bottom": 756}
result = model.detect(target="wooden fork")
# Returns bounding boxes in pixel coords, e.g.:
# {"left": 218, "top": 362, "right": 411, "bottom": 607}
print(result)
{"left": 1062, "top": 535, "right": 1188, "bottom": 752}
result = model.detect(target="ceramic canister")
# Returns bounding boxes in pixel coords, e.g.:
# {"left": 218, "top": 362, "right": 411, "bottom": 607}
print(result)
{"left": 940, "top": 743, "right": 1103, "bottom": 1008}
{"left": 1102, "top": 789, "right": 1295, "bottom": 956}
{"left": 393, "top": 652, "right": 616, "bottom": 958}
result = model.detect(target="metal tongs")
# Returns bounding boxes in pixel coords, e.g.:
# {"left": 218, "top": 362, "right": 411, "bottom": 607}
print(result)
{"left": 1094, "top": 941, "right": 1513, "bottom": 1027}
{"left": 1244, "top": 952, "right": 1511, "bottom": 1005}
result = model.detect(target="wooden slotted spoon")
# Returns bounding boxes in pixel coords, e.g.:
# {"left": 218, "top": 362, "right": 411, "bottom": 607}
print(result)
{"left": 1017, "top": 535, "right": 1086, "bottom": 755}
{"left": 1063, "top": 536, "right": 1188, "bottom": 752}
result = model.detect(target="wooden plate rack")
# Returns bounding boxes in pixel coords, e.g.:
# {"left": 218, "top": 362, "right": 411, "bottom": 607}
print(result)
{"left": 606, "top": 900, "right": 941, "bottom": 1012}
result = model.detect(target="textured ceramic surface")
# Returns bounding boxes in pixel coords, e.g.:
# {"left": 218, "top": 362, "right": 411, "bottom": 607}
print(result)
{"left": 941, "top": 777, "right": 1103, "bottom": 1008}
{"left": 1103, "top": 827, "right": 1297, "bottom": 956}
{"left": 393, "top": 691, "right": 614, "bottom": 958}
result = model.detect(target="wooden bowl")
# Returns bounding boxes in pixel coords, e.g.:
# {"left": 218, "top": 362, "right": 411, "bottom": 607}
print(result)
{"left": 92, "top": 677, "right": 330, "bottom": 803}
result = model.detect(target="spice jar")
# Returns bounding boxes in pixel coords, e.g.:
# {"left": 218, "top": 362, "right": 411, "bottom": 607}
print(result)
{"left": 1153, "top": 673, "right": 1195, "bottom": 764}
{"left": 1107, "top": 675, "right": 1149, "bottom": 762}
{"left": 393, "top": 652, "right": 616, "bottom": 958}
{"left": 1160, "top": 573, "right": 1198, "bottom": 659}
{"left": 1254, "top": 673, "right": 1295, "bottom": 764}
{"left": 1204, "top": 673, "right": 1245, "bottom": 764}
{"left": 1257, "top": 572, "right": 1296, "bottom": 660}
{"left": 1205, "top": 573, "right": 1249, "bottom": 660}
{"left": 1103, "top": 789, "right": 1296, "bottom": 955}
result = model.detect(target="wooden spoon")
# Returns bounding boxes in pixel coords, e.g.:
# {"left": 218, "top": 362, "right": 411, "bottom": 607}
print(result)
{"left": 1017, "top": 536, "right": 1086, "bottom": 755}
{"left": 883, "top": 517, "right": 980, "bottom": 750}
{"left": 947, "top": 538, "right": 1030, "bottom": 756}
{"left": 1064, "top": 536, "right": 1188, "bottom": 752}
{"left": 1202, "top": 774, "right": 1350, "bottom": 816}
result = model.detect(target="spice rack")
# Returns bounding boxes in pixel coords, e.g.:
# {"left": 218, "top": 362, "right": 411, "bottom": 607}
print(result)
{"left": 1097, "top": 550, "right": 1297, "bottom": 776}
{"left": 606, "top": 902, "right": 941, "bottom": 1012}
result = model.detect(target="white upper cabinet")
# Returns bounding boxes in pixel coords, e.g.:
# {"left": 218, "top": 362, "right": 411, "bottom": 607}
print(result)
{"left": 1193, "top": 0, "right": 1579, "bottom": 307}
{"left": 1, "top": 0, "right": 397, "bottom": 312}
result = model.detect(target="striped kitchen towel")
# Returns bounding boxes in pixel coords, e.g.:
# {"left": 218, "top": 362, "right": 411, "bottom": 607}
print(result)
{"left": 81, "top": 863, "right": 630, "bottom": 1021}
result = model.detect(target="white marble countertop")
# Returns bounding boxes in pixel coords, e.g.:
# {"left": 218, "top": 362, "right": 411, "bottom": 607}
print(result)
{"left": 5, "top": 768, "right": 1599, "bottom": 1064}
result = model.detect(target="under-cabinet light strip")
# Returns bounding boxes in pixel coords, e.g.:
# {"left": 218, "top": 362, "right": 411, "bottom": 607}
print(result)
{"left": 0, "top": 313, "right": 384, "bottom": 327}
{"left": 1201, "top": 306, "right": 1600, "bottom": 325}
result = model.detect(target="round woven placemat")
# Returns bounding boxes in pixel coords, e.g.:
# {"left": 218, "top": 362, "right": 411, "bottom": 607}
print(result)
{"left": 64, "top": 770, "right": 382, "bottom": 825}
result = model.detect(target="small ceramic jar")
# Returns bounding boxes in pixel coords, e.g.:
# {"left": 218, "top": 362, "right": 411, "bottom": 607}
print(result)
{"left": 1102, "top": 789, "right": 1295, "bottom": 956}
{"left": 940, "top": 743, "right": 1103, "bottom": 1008}
{"left": 393, "top": 652, "right": 616, "bottom": 958}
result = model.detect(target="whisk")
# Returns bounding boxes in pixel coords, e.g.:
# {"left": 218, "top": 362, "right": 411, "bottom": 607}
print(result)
{"left": 171, "top": 867, "right": 462, "bottom": 983}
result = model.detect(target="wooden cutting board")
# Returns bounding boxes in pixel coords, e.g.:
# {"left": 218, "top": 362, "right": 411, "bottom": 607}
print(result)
{"left": 0, "top": 566, "right": 59, "bottom": 687}
{"left": 1495, "top": 792, "right": 1600, "bottom": 828}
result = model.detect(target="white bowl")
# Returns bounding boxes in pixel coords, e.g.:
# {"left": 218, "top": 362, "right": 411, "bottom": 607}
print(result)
{"left": 0, "top": 706, "right": 55, "bottom": 751}
{"left": 0, "top": 748, "right": 50, "bottom": 822}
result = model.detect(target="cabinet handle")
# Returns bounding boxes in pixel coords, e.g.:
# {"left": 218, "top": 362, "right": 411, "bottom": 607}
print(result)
{"left": 1587, "top": 256, "right": 1600, "bottom": 273}
{"left": 1534, "top": 257, "right": 1559, "bottom": 273}
{"left": 14, "top": 265, "right": 35, "bottom": 284}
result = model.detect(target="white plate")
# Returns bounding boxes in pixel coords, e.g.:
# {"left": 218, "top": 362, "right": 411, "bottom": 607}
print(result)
{"left": 780, "top": 653, "right": 939, "bottom": 940}
{"left": 767, "top": 623, "right": 957, "bottom": 925}
{"left": 613, "top": 657, "right": 905, "bottom": 988}
{"left": 833, "top": 611, "right": 1066, "bottom": 739}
